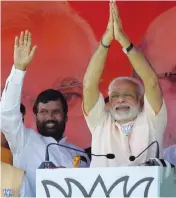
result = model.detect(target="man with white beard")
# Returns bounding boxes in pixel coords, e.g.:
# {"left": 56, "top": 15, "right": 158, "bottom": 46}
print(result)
{"left": 83, "top": 2, "right": 167, "bottom": 167}
{"left": 108, "top": 77, "right": 142, "bottom": 124}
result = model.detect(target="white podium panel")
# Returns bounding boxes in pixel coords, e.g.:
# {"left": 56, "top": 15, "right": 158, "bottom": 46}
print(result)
{"left": 36, "top": 167, "right": 176, "bottom": 197}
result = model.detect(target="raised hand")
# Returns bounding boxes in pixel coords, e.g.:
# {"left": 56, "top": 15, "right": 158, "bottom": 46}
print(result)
{"left": 111, "top": 1, "right": 124, "bottom": 41}
{"left": 14, "top": 30, "right": 37, "bottom": 71}
{"left": 101, "top": 2, "right": 114, "bottom": 47}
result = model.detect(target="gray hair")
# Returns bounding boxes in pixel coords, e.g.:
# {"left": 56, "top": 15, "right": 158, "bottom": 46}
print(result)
{"left": 108, "top": 77, "right": 144, "bottom": 98}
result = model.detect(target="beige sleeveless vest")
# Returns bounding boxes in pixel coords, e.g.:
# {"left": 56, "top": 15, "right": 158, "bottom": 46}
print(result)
{"left": 0, "top": 162, "right": 24, "bottom": 197}
{"left": 1, "top": 147, "right": 13, "bottom": 165}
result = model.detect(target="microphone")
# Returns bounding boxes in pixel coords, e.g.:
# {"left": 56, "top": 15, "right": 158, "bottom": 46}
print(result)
{"left": 39, "top": 143, "right": 115, "bottom": 169}
{"left": 80, "top": 154, "right": 115, "bottom": 165}
{"left": 129, "top": 141, "right": 159, "bottom": 161}
{"left": 38, "top": 161, "right": 56, "bottom": 169}
{"left": 45, "top": 143, "right": 115, "bottom": 162}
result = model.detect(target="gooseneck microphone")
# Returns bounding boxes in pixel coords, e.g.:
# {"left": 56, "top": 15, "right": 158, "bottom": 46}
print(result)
{"left": 129, "top": 141, "right": 159, "bottom": 161}
{"left": 38, "top": 143, "right": 115, "bottom": 169}
{"left": 46, "top": 143, "right": 115, "bottom": 162}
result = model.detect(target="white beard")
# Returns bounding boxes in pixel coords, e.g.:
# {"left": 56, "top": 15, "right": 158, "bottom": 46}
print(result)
{"left": 110, "top": 103, "right": 141, "bottom": 122}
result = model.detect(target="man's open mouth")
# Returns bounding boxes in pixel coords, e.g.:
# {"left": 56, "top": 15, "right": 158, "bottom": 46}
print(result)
{"left": 115, "top": 106, "right": 130, "bottom": 111}
{"left": 46, "top": 123, "right": 56, "bottom": 128}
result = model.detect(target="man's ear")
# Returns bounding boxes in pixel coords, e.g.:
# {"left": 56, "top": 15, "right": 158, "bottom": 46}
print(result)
{"left": 105, "top": 102, "right": 111, "bottom": 112}
{"left": 65, "top": 115, "right": 68, "bottom": 123}
{"left": 33, "top": 114, "right": 37, "bottom": 122}
{"left": 140, "top": 96, "right": 144, "bottom": 108}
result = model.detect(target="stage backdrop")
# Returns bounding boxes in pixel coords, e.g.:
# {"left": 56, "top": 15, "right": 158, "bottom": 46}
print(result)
{"left": 1, "top": 1, "right": 176, "bottom": 149}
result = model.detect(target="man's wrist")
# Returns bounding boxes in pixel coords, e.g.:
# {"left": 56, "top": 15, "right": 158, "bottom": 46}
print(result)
{"left": 9, "top": 65, "right": 26, "bottom": 84}
{"left": 100, "top": 39, "right": 111, "bottom": 49}
{"left": 116, "top": 32, "right": 131, "bottom": 48}
{"left": 14, "top": 64, "right": 27, "bottom": 71}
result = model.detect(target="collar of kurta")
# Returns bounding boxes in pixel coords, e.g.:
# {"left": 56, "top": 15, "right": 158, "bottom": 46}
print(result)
{"left": 41, "top": 135, "right": 68, "bottom": 144}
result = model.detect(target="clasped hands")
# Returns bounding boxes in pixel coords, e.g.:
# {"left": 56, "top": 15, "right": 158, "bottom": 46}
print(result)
{"left": 101, "top": 1, "right": 127, "bottom": 48}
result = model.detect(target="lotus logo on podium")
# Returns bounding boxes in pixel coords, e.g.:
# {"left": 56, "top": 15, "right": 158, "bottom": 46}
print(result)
{"left": 41, "top": 175, "right": 154, "bottom": 197}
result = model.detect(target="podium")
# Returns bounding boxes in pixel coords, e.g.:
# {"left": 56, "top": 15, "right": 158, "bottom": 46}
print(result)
{"left": 36, "top": 166, "right": 176, "bottom": 197}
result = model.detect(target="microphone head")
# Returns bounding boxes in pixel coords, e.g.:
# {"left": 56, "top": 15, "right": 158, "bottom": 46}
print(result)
{"left": 80, "top": 156, "right": 88, "bottom": 163}
{"left": 106, "top": 154, "right": 115, "bottom": 159}
{"left": 129, "top": 156, "right": 135, "bottom": 161}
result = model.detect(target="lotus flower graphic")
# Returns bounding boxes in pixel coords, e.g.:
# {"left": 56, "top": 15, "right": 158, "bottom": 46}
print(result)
{"left": 41, "top": 175, "right": 154, "bottom": 197}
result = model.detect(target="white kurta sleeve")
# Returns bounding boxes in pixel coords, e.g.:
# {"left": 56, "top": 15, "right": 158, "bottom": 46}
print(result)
{"left": 1, "top": 66, "right": 28, "bottom": 154}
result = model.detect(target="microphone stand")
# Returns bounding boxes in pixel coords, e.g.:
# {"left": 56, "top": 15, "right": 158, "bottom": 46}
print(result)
{"left": 38, "top": 143, "right": 115, "bottom": 169}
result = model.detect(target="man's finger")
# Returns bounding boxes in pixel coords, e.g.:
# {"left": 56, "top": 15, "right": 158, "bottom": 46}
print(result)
{"left": 109, "top": 3, "right": 113, "bottom": 23}
{"left": 14, "top": 36, "right": 19, "bottom": 48}
{"left": 112, "top": 1, "right": 119, "bottom": 19}
{"left": 107, "top": 2, "right": 114, "bottom": 29}
{"left": 27, "top": 32, "right": 32, "bottom": 47}
{"left": 29, "top": 45, "right": 37, "bottom": 59}
{"left": 24, "top": 30, "right": 28, "bottom": 46}
{"left": 111, "top": 6, "right": 116, "bottom": 21}
{"left": 19, "top": 31, "right": 24, "bottom": 46}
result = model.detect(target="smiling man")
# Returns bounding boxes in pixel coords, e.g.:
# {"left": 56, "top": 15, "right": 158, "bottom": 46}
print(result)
{"left": 1, "top": 30, "right": 90, "bottom": 197}
{"left": 83, "top": 2, "right": 167, "bottom": 167}
{"left": 1, "top": 1, "right": 96, "bottom": 149}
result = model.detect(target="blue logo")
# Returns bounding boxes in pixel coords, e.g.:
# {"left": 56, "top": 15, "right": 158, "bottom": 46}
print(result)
{"left": 120, "top": 123, "right": 132, "bottom": 136}
{"left": 3, "top": 189, "right": 13, "bottom": 197}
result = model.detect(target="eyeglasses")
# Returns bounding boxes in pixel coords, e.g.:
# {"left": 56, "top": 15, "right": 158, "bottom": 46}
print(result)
{"left": 110, "top": 92, "right": 136, "bottom": 99}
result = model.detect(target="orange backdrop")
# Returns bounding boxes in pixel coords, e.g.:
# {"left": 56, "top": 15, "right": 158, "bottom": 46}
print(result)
{"left": 1, "top": 1, "right": 176, "bottom": 148}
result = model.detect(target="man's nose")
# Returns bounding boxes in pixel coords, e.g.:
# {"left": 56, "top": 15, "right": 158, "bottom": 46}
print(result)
{"left": 47, "top": 112, "right": 56, "bottom": 120}
{"left": 117, "top": 96, "right": 125, "bottom": 103}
